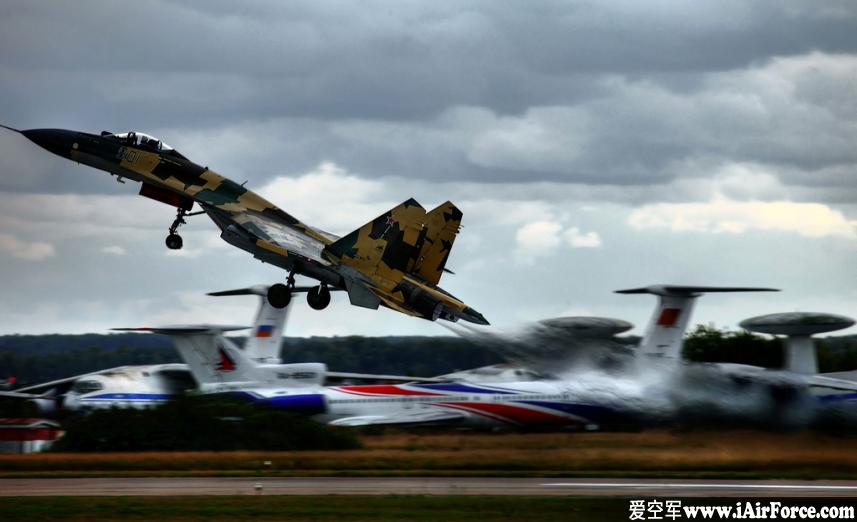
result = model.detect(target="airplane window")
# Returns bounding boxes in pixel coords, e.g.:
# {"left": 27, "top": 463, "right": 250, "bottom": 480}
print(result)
{"left": 107, "top": 132, "right": 176, "bottom": 152}
{"left": 72, "top": 380, "right": 104, "bottom": 394}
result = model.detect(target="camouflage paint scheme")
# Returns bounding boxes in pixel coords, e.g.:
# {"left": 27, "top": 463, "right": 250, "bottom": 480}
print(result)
{"left": 15, "top": 127, "right": 487, "bottom": 324}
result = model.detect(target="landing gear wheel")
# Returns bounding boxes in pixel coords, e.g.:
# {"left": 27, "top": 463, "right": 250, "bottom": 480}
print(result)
{"left": 307, "top": 285, "right": 331, "bottom": 310}
{"left": 165, "top": 206, "right": 192, "bottom": 251}
{"left": 165, "top": 233, "right": 183, "bottom": 250}
{"left": 267, "top": 283, "right": 292, "bottom": 308}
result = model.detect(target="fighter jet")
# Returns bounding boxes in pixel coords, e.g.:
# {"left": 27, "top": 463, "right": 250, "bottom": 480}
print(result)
{"left": 6, "top": 125, "right": 487, "bottom": 324}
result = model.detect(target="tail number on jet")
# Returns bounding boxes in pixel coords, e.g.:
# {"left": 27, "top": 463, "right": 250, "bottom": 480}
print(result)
{"left": 277, "top": 372, "right": 318, "bottom": 380}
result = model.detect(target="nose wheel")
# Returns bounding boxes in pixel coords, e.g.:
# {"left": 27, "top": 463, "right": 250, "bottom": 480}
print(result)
{"left": 165, "top": 234, "right": 183, "bottom": 250}
{"left": 165, "top": 207, "right": 187, "bottom": 250}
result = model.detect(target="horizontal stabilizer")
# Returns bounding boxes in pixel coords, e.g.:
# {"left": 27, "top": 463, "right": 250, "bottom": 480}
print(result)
{"left": 616, "top": 285, "right": 779, "bottom": 296}
{"left": 207, "top": 285, "right": 336, "bottom": 297}
{"left": 0, "top": 391, "right": 53, "bottom": 400}
{"left": 207, "top": 285, "right": 270, "bottom": 297}
{"left": 112, "top": 325, "right": 249, "bottom": 335}
{"left": 343, "top": 279, "right": 381, "bottom": 310}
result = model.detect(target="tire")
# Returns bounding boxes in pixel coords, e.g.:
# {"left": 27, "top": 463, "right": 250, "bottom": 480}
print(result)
{"left": 307, "top": 285, "right": 331, "bottom": 310}
{"left": 267, "top": 283, "right": 292, "bottom": 308}
{"left": 165, "top": 233, "right": 183, "bottom": 250}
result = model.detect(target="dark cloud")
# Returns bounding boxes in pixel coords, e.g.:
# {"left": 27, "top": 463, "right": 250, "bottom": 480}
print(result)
{"left": 2, "top": 2, "right": 857, "bottom": 335}
{"left": 2, "top": 1, "right": 857, "bottom": 126}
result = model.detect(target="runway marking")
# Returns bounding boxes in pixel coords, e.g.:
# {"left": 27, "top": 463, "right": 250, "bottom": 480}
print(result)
{"left": 543, "top": 483, "right": 857, "bottom": 490}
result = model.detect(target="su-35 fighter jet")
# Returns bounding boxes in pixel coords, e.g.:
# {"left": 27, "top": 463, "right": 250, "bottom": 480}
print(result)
{"left": 7, "top": 125, "right": 487, "bottom": 324}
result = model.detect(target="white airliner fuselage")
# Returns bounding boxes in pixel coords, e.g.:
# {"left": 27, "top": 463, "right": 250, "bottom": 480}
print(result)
{"left": 233, "top": 381, "right": 622, "bottom": 428}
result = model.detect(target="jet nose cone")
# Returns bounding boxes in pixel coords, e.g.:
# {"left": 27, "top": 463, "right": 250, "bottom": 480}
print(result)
{"left": 21, "top": 128, "right": 78, "bottom": 158}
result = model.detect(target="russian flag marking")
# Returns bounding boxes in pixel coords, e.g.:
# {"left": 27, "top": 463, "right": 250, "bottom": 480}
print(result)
{"left": 256, "top": 325, "right": 274, "bottom": 338}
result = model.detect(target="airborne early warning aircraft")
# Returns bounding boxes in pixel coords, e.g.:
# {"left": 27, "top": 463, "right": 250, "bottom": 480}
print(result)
{"left": 6, "top": 125, "right": 487, "bottom": 324}
{"left": 132, "top": 285, "right": 857, "bottom": 430}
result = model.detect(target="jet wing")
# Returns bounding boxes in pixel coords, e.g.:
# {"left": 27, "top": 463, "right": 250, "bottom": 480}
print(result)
{"left": 11, "top": 365, "right": 136, "bottom": 394}
{"left": 0, "top": 391, "right": 52, "bottom": 400}
{"left": 807, "top": 374, "right": 857, "bottom": 392}
{"left": 203, "top": 204, "right": 338, "bottom": 266}
{"left": 327, "top": 410, "right": 467, "bottom": 427}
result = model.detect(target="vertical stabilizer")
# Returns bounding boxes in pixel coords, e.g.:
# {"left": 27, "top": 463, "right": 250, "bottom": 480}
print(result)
{"left": 616, "top": 285, "right": 779, "bottom": 359}
{"left": 113, "top": 326, "right": 260, "bottom": 387}
{"left": 412, "top": 201, "right": 462, "bottom": 285}
{"left": 208, "top": 285, "right": 288, "bottom": 364}
{"left": 323, "top": 198, "right": 427, "bottom": 279}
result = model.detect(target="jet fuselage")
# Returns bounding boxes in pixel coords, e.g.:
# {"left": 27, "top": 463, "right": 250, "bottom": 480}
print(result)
{"left": 15, "top": 127, "right": 487, "bottom": 324}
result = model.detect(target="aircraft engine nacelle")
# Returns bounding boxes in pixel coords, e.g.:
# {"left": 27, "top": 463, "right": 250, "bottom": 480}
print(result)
{"left": 265, "top": 393, "right": 327, "bottom": 415}
{"left": 396, "top": 281, "right": 445, "bottom": 321}
{"left": 28, "top": 398, "right": 60, "bottom": 415}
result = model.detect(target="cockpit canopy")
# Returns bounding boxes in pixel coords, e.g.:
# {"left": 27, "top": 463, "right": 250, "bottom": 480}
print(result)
{"left": 72, "top": 379, "right": 104, "bottom": 394}
{"left": 103, "top": 131, "right": 186, "bottom": 159}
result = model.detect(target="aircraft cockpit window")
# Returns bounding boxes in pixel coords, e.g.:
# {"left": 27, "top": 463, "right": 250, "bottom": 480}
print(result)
{"left": 72, "top": 380, "right": 104, "bottom": 394}
{"left": 108, "top": 131, "right": 175, "bottom": 152}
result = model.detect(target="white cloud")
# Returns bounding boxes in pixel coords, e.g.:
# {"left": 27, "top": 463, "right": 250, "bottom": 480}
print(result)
{"left": 628, "top": 199, "right": 857, "bottom": 238}
{"left": 516, "top": 221, "right": 562, "bottom": 252}
{"left": 564, "top": 227, "right": 602, "bottom": 248}
{"left": 101, "top": 245, "right": 126, "bottom": 256}
{"left": 0, "top": 233, "right": 55, "bottom": 260}
{"left": 515, "top": 221, "right": 602, "bottom": 262}
{"left": 259, "top": 161, "right": 391, "bottom": 234}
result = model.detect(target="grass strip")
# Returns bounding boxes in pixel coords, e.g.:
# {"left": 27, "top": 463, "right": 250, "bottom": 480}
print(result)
{"left": 0, "top": 495, "right": 630, "bottom": 522}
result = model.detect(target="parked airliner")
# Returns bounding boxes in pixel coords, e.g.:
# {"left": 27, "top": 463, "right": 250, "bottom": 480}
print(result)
{"left": 137, "top": 285, "right": 857, "bottom": 429}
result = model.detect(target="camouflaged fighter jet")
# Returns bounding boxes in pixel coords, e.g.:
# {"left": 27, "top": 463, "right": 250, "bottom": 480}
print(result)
{"left": 8, "top": 125, "right": 488, "bottom": 324}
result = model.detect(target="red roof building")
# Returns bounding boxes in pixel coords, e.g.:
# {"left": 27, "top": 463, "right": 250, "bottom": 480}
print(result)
{"left": 0, "top": 418, "right": 62, "bottom": 453}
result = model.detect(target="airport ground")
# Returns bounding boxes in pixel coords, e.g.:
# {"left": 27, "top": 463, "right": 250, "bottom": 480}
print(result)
{"left": 0, "top": 496, "right": 630, "bottom": 521}
{"left": 4, "top": 430, "right": 857, "bottom": 521}
{"left": 3, "top": 429, "right": 857, "bottom": 479}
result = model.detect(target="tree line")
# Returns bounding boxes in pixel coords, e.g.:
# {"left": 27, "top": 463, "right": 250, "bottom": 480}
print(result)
{"left": 2, "top": 328, "right": 857, "bottom": 387}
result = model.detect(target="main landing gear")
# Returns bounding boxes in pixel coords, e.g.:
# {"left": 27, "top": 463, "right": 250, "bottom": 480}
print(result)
{"left": 266, "top": 273, "right": 332, "bottom": 311}
{"left": 267, "top": 281, "right": 293, "bottom": 309}
{"left": 306, "top": 284, "right": 331, "bottom": 310}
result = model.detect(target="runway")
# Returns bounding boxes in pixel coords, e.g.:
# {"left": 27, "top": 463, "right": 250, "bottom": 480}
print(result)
{"left": 2, "top": 477, "right": 857, "bottom": 497}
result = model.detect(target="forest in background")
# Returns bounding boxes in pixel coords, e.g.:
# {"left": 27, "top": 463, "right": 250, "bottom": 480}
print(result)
{"left": 2, "top": 326, "right": 857, "bottom": 386}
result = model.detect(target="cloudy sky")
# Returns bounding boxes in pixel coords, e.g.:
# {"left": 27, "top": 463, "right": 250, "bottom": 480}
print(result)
{"left": 1, "top": 1, "right": 857, "bottom": 337}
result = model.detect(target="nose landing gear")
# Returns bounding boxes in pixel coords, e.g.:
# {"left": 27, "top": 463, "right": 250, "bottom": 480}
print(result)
{"left": 164, "top": 206, "right": 204, "bottom": 250}
{"left": 165, "top": 208, "right": 187, "bottom": 250}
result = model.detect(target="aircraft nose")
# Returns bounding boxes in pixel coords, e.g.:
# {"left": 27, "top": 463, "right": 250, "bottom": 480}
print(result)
{"left": 21, "top": 128, "right": 79, "bottom": 158}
